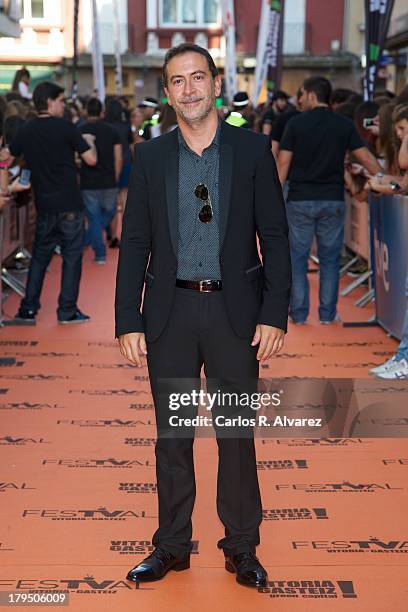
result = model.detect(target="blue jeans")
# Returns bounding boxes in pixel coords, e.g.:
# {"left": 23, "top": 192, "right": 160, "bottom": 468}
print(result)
{"left": 396, "top": 275, "right": 408, "bottom": 361}
{"left": 285, "top": 200, "right": 346, "bottom": 323}
{"left": 82, "top": 188, "right": 118, "bottom": 258}
{"left": 20, "top": 210, "right": 85, "bottom": 320}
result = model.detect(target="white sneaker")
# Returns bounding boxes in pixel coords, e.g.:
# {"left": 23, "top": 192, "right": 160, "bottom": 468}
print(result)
{"left": 369, "top": 355, "right": 399, "bottom": 375}
{"left": 374, "top": 359, "right": 408, "bottom": 380}
{"left": 320, "top": 314, "right": 341, "bottom": 325}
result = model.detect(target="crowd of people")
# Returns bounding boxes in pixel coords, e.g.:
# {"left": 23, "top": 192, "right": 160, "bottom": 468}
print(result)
{"left": 0, "top": 65, "right": 407, "bottom": 377}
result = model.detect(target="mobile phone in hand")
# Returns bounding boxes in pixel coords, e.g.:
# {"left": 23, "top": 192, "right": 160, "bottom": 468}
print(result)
{"left": 19, "top": 168, "right": 31, "bottom": 186}
{"left": 363, "top": 118, "right": 376, "bottom": 128}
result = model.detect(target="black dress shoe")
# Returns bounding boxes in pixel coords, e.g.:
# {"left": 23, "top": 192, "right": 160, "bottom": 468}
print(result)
{"left": 225, "top": 551, "right": 268, "bottom": 587}
{"left": 126, "top": 547, "right": 190, "bottom": 582}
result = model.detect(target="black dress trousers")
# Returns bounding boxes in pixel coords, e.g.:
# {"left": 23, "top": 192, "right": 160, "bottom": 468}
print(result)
{"left": 146, "top": 286, "right": 263, "bottom": 559}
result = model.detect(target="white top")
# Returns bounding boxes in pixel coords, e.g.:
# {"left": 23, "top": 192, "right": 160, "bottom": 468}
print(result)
{"left": 18, "top": 81, "right": 32, "bottom": 100}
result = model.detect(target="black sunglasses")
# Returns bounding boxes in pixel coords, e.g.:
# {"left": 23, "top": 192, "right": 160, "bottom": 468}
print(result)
{"left": 194, "top": 183, "right": 213, "bottom": 223}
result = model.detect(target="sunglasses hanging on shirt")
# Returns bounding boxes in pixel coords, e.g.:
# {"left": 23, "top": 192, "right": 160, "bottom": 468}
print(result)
{"left": 194, "top": 183, "right": 213, "bottom": 223}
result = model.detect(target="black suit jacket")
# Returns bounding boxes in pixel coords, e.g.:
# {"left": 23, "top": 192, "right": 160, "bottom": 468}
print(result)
{"left": 115, "top": 120, "right": 291, "bottom": 342}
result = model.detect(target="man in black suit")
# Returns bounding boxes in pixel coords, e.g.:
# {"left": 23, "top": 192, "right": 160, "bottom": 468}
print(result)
{"left": 115, "top": 43, "right": 291, "bottom": 587}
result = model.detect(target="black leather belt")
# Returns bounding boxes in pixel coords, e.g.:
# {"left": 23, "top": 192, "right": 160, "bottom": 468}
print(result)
{"left": 176, "top": 279, "right": 222, "bottom": 292}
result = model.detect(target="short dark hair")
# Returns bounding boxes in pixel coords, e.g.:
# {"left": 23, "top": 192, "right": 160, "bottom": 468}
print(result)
{"left": 162, "top": 43, "right": 218, "bottom": 88}
{"left": 273, "top": 90, "right": 289, "bottom": 101}
{"left": 333, "top": 102, "right": 356, "bottom": 120}
{"left": 302, "top": 77, "right": 332, "bottom": 104}
{"left": 331, "top": 88, "right": 353, "bottom": 106}
{"left": 33, "top": 81, "right": 64, "bottom": 112}
{"left": 105, "top": 97, "right": 125, "bottom": 123}
{"left": 87, "top": 97, "right": 103, "bottom": 117}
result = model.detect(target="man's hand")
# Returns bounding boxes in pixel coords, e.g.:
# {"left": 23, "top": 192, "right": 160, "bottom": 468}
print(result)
{"left": 277, "top": 149, "right": 293, "bottom": 185}
{"left": 251, "top": 324, "right": 285, "bottom": 361}
{"left": 118, "top": 332, "right": 147, "bottom": 368}
{"left": 365, "top": 174, "right": 404, "bottom": 195}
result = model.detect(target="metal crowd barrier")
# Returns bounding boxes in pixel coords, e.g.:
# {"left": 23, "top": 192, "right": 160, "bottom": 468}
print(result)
{"left": 342, "top": 193, "right": 373, "bottom": 307}
{"left": 308, "top": 193, "right": 374, "bottom": 310}
{"left": 0, "top": 193, "right": 36, "bottom": 325}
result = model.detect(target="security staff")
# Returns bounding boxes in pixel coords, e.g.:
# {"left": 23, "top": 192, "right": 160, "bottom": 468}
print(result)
{"left": 225, "top": 91, "right": 253, "bottom": 129}
{"left": 138, "top": 96, "right": 160, "bottom": 140}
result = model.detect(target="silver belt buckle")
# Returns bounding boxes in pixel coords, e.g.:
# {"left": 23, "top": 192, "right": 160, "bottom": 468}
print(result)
{"left": 199, "top": 280, "right": 212, "bottom": 292}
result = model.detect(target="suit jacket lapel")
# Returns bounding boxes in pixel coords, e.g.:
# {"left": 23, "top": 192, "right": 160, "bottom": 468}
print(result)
{"left": 218, "top": 136, "right": 233, "bottom": 251}
{"left": 165, "top": 132, "right": 179, "bottom": 259}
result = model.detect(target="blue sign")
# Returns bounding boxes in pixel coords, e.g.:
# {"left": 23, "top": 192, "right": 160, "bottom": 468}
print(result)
{"left": 369, "top": 194, "right": 408, "bottom": 340}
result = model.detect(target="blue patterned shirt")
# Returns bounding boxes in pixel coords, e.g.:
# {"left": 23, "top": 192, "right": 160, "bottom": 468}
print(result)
{"left": 177, "top": 121, "right": 221, "bottom": 280}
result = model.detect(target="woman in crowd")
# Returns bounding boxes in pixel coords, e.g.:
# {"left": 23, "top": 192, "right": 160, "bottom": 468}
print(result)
{"left": 149, "top": 103, "right": 178, "bottom": 138}
{"left": 129, "top": 107, "right": 145, "bottom": 148}
{"left": 11, "top": 68, "right": 32, "bottom": 100}
{"left": 365, "top": 104, "right": 408, "bottom": 195}
{"left": 365, "top": 103, "right": 408, "bottom": 380}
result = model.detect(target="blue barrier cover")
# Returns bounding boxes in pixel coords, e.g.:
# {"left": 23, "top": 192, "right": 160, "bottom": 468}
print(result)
{"left": 369, "top": 194, "right": 408, "bottom": 340}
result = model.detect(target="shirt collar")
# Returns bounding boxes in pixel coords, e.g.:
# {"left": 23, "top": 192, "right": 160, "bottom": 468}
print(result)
{"left": 178, "top": 117, "right": 222, "bottom": 153}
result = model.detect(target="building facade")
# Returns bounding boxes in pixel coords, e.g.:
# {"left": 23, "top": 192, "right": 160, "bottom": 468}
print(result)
{"left": 125, "top": 0, "right": 365, "bottom": 103}
{"left": 0, "top": 0, "right": 71, "bottom": 93}
{"left": 0, "top": 0, "right": 22, "bottom": 38}
{"left": 0, "top": 0, "right": 130, "bottom": 98}
{"left": 0, "top": 0, "right": 404, "bottom": 104}
{"left": 385, "top": 0, "right": 408, "bottom": 93}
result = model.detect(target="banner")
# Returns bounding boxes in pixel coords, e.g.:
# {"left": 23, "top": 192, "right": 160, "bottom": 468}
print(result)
{"left": 252, "top": 0, "right": 285, "bottom": 106}
{"left": 91, "top": 0, "right": 105, "bottom": 102}
{"left": 220, "top": 0, "right": 237, "bottom": 104}
{"left": 112, "top": 0, "right": 123, "bottom": 96}
{"left": 363, "top": 0, "right": 395, "bottom": 100}
{"left": 71, "top": 0, "right": 79, "bottom": 100}
{"left": 369, "top": 193, "right": 408, "bottom": 340}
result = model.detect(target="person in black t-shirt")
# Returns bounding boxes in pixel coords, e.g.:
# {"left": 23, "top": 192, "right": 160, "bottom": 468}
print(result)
{"left": 105, "top": 98, "right": 133, "bottom": 248}
{"left": 8, "top": 81, "right": 97, "bottom": 325}
{"left": 270, "top": 89, "right": 302, "bottom": 158}
{"left": 261, "top": 90, "right": 290, "bottom": 136}
{"left": 79, "top": 97, "right": 122, "bottom": 263}
{"left": 277, "top": 76, "right": 382, "bottom": 325}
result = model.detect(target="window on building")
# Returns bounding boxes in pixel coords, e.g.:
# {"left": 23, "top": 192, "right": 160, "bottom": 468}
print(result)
{"left": 204, "top": 0, "right": 218, "bottom": 23}
{"left": 182, "top": 0, "right": 197, "bottom": 24}
{"left": 163, "top": 0, "right": 177, "bottom": 23}
{"left": 31, "top": 0, "right": 44, "bottom": 18}
{"left": 161, "top": 0, "right": 219, "bottom": 26}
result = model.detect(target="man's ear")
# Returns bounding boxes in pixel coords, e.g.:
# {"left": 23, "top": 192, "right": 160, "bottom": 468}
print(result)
{"left": 214, "top": 76, "right": 222, "bottom": 97}
{"left": 164, "top": 87, "right": 172, "bottom": 107}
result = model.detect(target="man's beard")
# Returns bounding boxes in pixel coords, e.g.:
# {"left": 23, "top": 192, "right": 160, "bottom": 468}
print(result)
{"left": 174, "top": 83, "right": 216, "bottom": 126}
